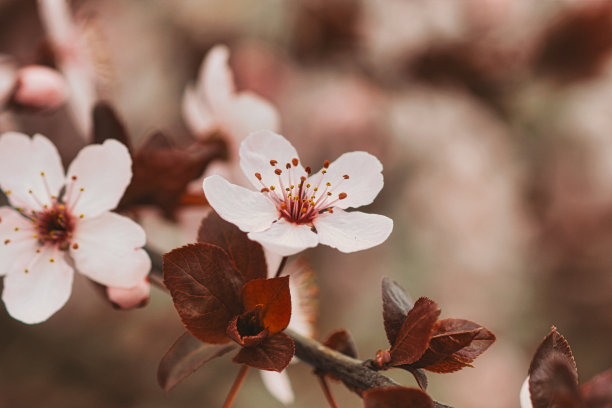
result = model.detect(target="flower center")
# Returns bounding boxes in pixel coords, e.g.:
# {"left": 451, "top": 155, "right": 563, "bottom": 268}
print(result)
{"left": 35, "top": 204, "right": 75, "bottom": 250}
{"left": 254, "top": 158, "right": 348, "bottom": 224}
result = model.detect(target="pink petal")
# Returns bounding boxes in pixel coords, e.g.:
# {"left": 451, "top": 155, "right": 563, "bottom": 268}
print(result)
{"left": 13, "top": 65, "right": 68, "bottom": 110}
{"left": 313, "top": 209, "right": 393, "bottom": 253}
{"left": 106, "top": 278, "right": 150, "bottom": 310}
{"left": 38, "top": 0, "right": 77, "bottom": 47}
{"left": 200, "top": 45, "right": 235, "bottom": 109}
{"left": 239, "top": 130, "right": 304, "bottom": 191}
{"left": 248, "top": 218, "right": 318, "bottom": 256}
{"left": 0, "top": 207, "right": 39, "bottom": 276}
{"left": 181, "top": 85, "right": 218, "bottom": 138}
{"left": 312, "top": 151, "right": 384, "bottom": 210}
{"left": 203, "top": 174, "right": 278, "bottom": 232}
{"left": 2, "top": 248, "right": 73, "bottom": 324}
{"left": 70, "top": 212, "right": 150, "bottom": 288}
{"left": 65, "top": 139, "right": 132, "bottom": 218}
{"left": 0, "top": 132, "right": 64, "bottom": 211}
{"left": 220, "top": 92, "right": 281, "bottom": 144}
{"left": 260, "top": 370, "right": 295, "bottom": 405}
{"left": 520, "top": 376, "right": 533, "bottom": 408}
{"left": 0, "top": 56, "right": 17, "bottom": 107}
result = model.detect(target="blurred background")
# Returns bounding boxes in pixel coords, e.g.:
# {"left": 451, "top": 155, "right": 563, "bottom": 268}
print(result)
{"left": 1, "top": 0, "right": 612, "bottom": 407}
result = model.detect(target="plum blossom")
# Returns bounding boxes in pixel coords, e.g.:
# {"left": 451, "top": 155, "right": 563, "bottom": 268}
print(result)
{"left": 182, "top": 44, "right": 280, "bottom": 149}
{"left": 0, "top": 132, "right": 150, "bottom": 324}
{"left": 203, "top": 130, "right": 393, "bottom": 256}
{"left": 38, "top": 0, "right": 102, "bottom": 138}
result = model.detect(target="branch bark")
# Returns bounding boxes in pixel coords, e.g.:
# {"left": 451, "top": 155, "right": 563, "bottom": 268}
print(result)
{"left": 287, "top": 329, "right": 453, "bottom": 408}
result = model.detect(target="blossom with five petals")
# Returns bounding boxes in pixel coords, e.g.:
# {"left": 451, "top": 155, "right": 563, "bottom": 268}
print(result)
{"left": 203, "top": 130, "right": 393, "bottom": 256}
{"left": 0, "top": 132, "right": 151, "bottom": 324}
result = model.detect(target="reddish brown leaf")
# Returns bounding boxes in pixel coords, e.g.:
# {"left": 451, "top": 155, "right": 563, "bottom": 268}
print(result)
{"left": 92, "top": 102, "right": 132, "bottom": 151}
{"left": 363, "top": 386, "right": 434, "bottom": 408}
{"left": 226, "top": 306, "right": 269, "bottom": 347}
{"left": 529, "top": 353, "right": 581, "bottom": 408}
{"left": 232, "top": 332, "right": 295, "bottom": 372}
{"left": 529, "top": 327, "right": 577, "bottom": 379}
{"left": 382, "top": 277, "right": 413, "bottom": 346}
{"left": 581, "top": 368, "right": 612, "bottom": 408}
{"left": 389, "top": 297, "right": 440, "bottom": 366}
{"left": 411, "top": 319, "right": 496, "bottom": 373}
{"left": 157, "top": 331, "right": 236, "bottom": 392}
{"left": 163, "top": 243, "right": 244, "bottom": 344}
{"left": 197, "top": 211, "right": 267, "bottom": 282}
{"left": 120, "top": 134, "right": 226, "bottom": 216}
{"left": 323, "top": 329, "right": 358, "bottom": 359}
{"left": 242, "top": 277, "right": 291, "bottom": 334}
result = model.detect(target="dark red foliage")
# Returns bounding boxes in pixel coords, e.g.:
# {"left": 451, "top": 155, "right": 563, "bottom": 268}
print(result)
{"left": 92, "top": 101, "right": 226, "bottom": 217}
{"left": 162, "top": 215, "right": 294, "bottom": 378}
{"left": 526, "top": 327, "right": 612, "bottom": 408}
{"left": 363, "top": 386, "right": 434, "bottom": 408}
{"left": 377, "top": 278, "right": 495, "bottom": 381}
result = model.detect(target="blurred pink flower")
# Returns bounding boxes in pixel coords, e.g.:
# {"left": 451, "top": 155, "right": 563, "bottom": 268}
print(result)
{"left": 182, "top": 45, "right": 280, "bottom": 153}
{"left": 203, "top": 130, "right": 393, "bottom": 256}
{"left": 38, "top": 0, "right": 99, "bottom": 138}
{"left": 106, "top": 277, "right": 150, "bottom": 310}
{"left": 0, "top": 133, "right": 150, "bottom": 324}
{"left": 13, "top": 65, "right": 68, "bottom": 111}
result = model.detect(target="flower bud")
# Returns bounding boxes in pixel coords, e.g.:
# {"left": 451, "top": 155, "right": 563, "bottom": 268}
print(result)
{"left": 106, "top": 278, "right": 151, "bottom": 310}
{"left": 12, "top": 65, "right": 68, "bottom": 111}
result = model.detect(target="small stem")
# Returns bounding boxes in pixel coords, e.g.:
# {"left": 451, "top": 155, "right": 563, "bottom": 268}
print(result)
{"left": 318, "top": 375, "right": 340, "bottom": 408}
{"left": 274, "top": 256, "right": 289, "bottom": 278}
{"left": 222, "top": 365, "right": 249, "bottom": 408}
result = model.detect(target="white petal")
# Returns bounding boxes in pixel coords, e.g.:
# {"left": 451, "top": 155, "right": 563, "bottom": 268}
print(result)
{"left": 260, "top": 370, "right": 295, "bottom": 405}
{"left": 201, "top": 45, "right": 235, "bottom": 109}
{"left": 0, "top": 132, "right": 64, "bottom": 210}
{"left": 239, "top": 130, "right": 305, "bottom": 191}
{"left": 182, "top": 85, "right": 218, "bottom": 138}
{"left": 203, "top": 175, "right": 278, "bottom": 233}
{"left": 284, "top": 258, "right": 317, "bottom": 338}
{"left": 106, "top": 278, "right": 150, "bottom": 310}
{"left": 248, "top": 218, "right": 318, "bottom": 256}
{"left": 264, "top": 249, "right": 283, "bottom": 278}
{"left": 313, "top": 209, "right": 393, "bottom": 253}
{"left": 65, "top": 139, "right": 132, "bottom": 218}
{"left": 61, "top": 60, "right": 95, "bottom": 139}
{"left": 313, "top": 151, "right": 384, "bottom": 209}
{"left": 70, "top": 212, "right": 150, "bottom": 288}
{"left": 2, "top": 248, "right": 73, "bottom": 324}
{"left": 220, "top": 92, "right": 281, "bottom": 143}
{"left": 38, "top": 0, "right": 77, "bottom": 47}
{"left": 519, "top": 376, "right": 533, "bottom": 408}
{"left": 0, "top": 207, "right": 40, "bottom": 276}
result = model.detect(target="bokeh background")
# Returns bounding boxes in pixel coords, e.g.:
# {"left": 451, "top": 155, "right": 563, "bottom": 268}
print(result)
{"left": 2, "top": 0, "right": 612, "bottom": 407}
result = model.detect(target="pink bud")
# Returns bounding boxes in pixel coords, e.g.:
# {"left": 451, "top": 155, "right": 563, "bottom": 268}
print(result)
{"left": 106, "top": 278, "right": 151, "bottom": 310}
{"left": 12, "top": 65, "right": 68, "bottom": 111}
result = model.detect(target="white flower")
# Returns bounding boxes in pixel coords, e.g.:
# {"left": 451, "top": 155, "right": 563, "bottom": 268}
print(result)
{"left": 182, "top": 45, "right": 280, "bottom": 149}
{"left": 38, "top": 0, "right": 100, "bottom": 138}
{"left": 203, "top": 130, "right": 393, "bottom": 256}
{"left": 0, "top": 132, "right": 150, "bottom": 324}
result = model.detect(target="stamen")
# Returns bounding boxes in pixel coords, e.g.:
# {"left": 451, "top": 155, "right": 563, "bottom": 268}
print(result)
{"left": 305, "top": 166, "right": 311, "bottom": 174}
{"left": 338, "top": 193, "right": 347, "bottom": 200}
{"left": 270, "top": 160, "right": 278, "bottom": 166}
{"left": 270, "top": 186, "right": 276, "bottom": 190}
{"left": 4, "top": 239, "right": 9, "bottom": 245}
{"left": 286, "top": 163, "right": 291, "bottom": 169}
{"left": 49, "top": 258, "right": 55, "bottom": 263}
{"left": 343, "top": 174, "right": 350, "bottom": 179}
{"left": 323, "top": 160, "right": 330, "bottom": 168}
{"left": 255, "top": 173, "right": 262, "bottom": 180}
{"left": 261, "top": 188, "right": 270, "bottom": 193}
{"left": 72, "top": 243, "right": 79, "bottom": 250}
{"left": 326, "top": 182, "right": 331, "bottom": 186}
{"left": 274, "top": 169, "right": 282, "bottom": 175}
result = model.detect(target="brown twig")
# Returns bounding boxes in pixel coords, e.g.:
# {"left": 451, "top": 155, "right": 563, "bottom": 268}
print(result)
{"left": 222, "top": 365, "right": 250, "bottom": 408}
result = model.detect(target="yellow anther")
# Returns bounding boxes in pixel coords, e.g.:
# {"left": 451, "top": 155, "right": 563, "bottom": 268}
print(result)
{"left": 32, "top": 234, "right": 38, "bottom": 238}
{"left": 80, "top": 187, "right": 84, "bottom": 192}
{"left": 270, "top": 186, "right": 276, "bottom": 190}
{"left": 79, "top": 214, "right": 84, "bottom": 219}
{"left": 36, "top": 249, "right": 40, "bottom": 253}
{"left": 40, "top": 171, "right": 45, "bottom": 176}
{"left": 322, "top": 170, "right": 327, "bottom": 174}
{"left": 14, "top": 227, "right": 19, "bottom": 231}
{"left": 59, "top": 204, "right": 65, "bottom": 210}
{"left": 306, "top": 184, "right": 311, "bottom": 188}
{"left": 28, "top": 189, "right": 33, "bottom": 194}
{"left": 326, "top": 182, "right": 331, "bottom": 186}
{"left": 49, "top": 258, "right": 55, "bottom": 263}
{"left": 5, "top": 190, "right": 11, "bottom": 195}
{"left": 314, "top": 187, "right": 318, "bottom": 192}
{"left": 24, "top": 269, "right": 29, "bottom": 274}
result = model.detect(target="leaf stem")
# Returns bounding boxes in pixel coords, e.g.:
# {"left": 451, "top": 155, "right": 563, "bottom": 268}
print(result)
{"left": 274, "top": 256, "right": 289, "bottom": 278}
{"left": 318, "top": 375, "right": 340, "bottom": 408}
{"left": 222, "top": 365, "right": 250, "bottom": 408}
